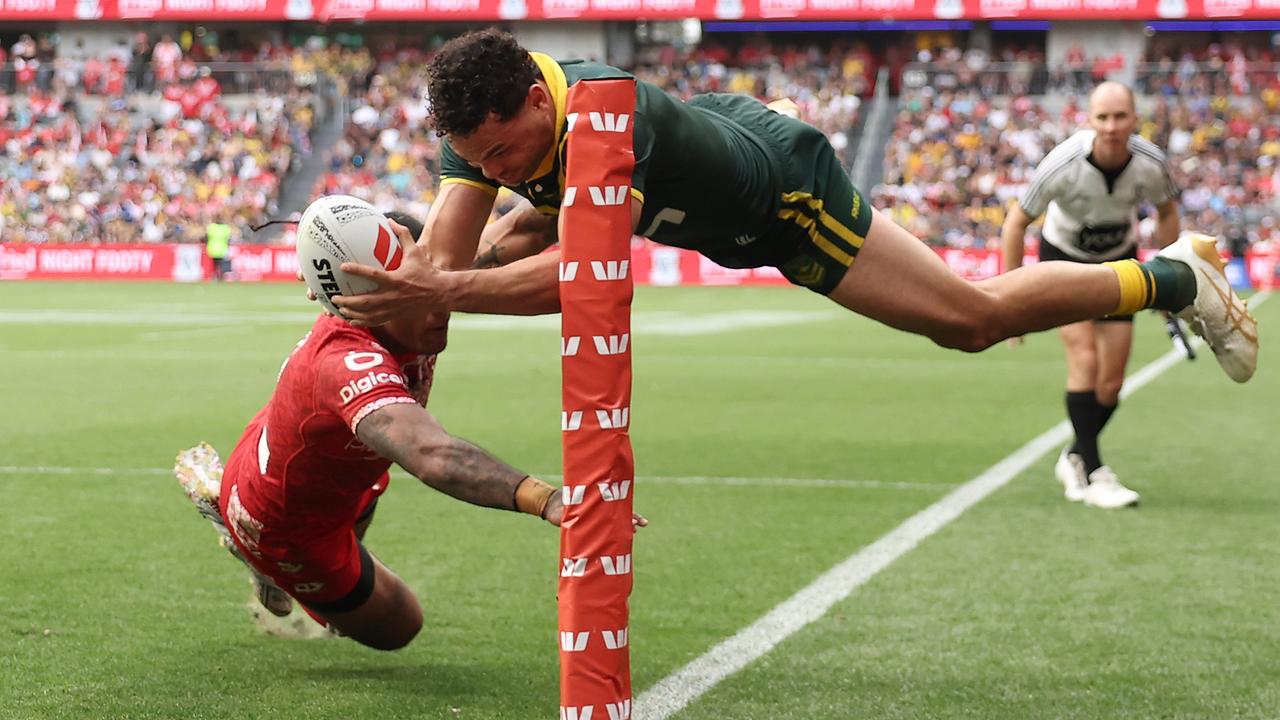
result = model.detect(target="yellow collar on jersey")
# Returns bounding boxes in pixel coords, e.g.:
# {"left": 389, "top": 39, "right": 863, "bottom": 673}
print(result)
{"left": 528, "top": 52, "right": 567, "bottom": 182}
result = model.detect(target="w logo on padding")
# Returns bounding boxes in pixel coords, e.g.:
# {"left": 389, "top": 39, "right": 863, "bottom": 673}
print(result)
{"left": 560, "top": 631, "right": 590, "bottom": 652}
{"left": 600, "top": 554, "right": 631, "bottom": 575}
{"left": 602, "top": 628, "right": 628, "bottom": 650}
{"left": 561, "top": 706, "right": 594, "bottom": 720}
{"left": 596, "top": 408, "right": 629, "bottom": 429}
{"left": 598, "top": 480, "right": 630, "bottom": 502}
{"left": 593, "top": 334, "right": 628, "bottom": 356}
{"left": 606, "top": 699, "right": 632, "bottom": 720}
{"left": 589, "top": 112, "right": 629, "bottom": 133}
{"left": 559, "top": 261, "right": 580, "bottom": 282}
{"left": 562, "top": 411, "right": 583, "bottom": 431}
{"left": 562, "top": 485, "right": 587, "bottom": 505}
{"left": 562, "top": 336, "right": 581, "bottom": 357}
{"left": 588, "top": 186, "right": 628, "bottom": 207}
{"left": 373, "top": 225, "right": 403, "bottom": 270}
{"left": 591, "top": 261, "right": 629, "bottom": 281}
{"left": 561, "top": 557, "right": 587, "bottom": 577}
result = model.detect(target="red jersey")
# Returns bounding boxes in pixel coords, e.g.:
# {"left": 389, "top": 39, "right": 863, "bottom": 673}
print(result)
{"left": 224, "top": 314, "right": 435, "bottom": 539}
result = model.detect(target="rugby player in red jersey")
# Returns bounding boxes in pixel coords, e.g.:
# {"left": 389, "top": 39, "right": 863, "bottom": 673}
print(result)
{"left": 177, "top": 212, "right": 645, "bottom": 651}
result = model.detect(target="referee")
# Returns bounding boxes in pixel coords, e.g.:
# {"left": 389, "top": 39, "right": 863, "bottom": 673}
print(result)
{"left": 1001, "top": 81, "right": 1181, "bottom": 509}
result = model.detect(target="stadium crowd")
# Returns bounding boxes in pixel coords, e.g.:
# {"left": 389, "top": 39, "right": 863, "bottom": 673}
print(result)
{"left": 0, "top": 32, "right": 335, "bottom": 243}
{"left": 876, "top": 39, "right": 1280, "bottom": 251}
{"left": 312, "top": 39, "right": 869, "bottom": 223}
{"left": 4, "top": 30, "right": 1278, "bottom": 255}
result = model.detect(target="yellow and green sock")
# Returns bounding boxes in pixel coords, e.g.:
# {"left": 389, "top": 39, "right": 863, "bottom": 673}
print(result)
{"left": 1103, "top": 257, "right": 1196, "bottom": 316}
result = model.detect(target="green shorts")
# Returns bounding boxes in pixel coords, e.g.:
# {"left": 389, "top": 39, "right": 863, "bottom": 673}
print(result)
{"left": 688, "top": 94, "right": 873, "bottom": 295}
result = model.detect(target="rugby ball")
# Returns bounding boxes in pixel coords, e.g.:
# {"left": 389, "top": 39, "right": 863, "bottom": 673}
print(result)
{"left": 295, "top": 195, "right": 405, "bottom": 319}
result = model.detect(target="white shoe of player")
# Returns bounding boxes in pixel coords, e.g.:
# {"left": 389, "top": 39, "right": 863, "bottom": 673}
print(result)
{"left": 175, "top": 442, "right": 294, "bottom": 618}
{"left": 1158, "top": 234, "right": 1258, "bottom": 383}
{"left": 1082, "top": 466, "right": 1140, "bottom": 509}
{"left": 1054, "top": 447, "right": 1088, "bottom": 502}
{"left": 175, "top": 442, "right": 231, "bottom": 538}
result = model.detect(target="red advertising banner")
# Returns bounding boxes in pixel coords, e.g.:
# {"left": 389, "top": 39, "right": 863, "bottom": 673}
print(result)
{"left": 227, "top": 244, "right": 301, "bottom": 282}
{"left": 557, "top": 79, "right": 637, "bottom": 720}
{"left": 0, "top": 243, "right": 184, "bottom": 280}
{"left": 3, "top": 242, "right": 1274, "bottom": 290}
{"left": 4, "top": 0, "right": 1280, "bottom": 19}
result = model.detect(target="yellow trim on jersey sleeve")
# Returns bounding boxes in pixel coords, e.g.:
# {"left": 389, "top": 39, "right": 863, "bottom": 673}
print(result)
{"left": 630, "top": 187, "right": 645, "bottom": 204}
{"left": 529, "top": 52, "right": 568, "bottom": 182}
{"left": 441, "top": 177, "right": 499, "bottom": 197}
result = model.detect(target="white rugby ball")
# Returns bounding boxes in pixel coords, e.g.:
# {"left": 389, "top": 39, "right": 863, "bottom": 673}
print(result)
{"left": 295, "top": 195, "right": 404, "bottom": 319}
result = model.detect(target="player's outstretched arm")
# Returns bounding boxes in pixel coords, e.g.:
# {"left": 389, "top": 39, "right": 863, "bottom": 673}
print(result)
{"left": 337, "top": 248, "right": 562, "bottom": 324}
{"left": 474, "top": 203, "right": 559, "bottom": 269}
{"left": 355, "top": 403, "right": 646, "bottom": 531}
{"left": 356, "top": 401, "right": 562, "bottom": 522}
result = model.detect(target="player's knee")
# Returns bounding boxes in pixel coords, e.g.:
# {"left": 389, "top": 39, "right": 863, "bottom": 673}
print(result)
{"left": 1096, "top": 378, "right": 1123, "bottom": 403}
{"left": 356, "top": 611, "right": 422, "bottom": 651}
{"left": 930, "top": 310, "right": 1006, "bottom": 353}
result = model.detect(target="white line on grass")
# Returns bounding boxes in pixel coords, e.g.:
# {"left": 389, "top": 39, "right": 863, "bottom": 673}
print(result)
{"left": 635, "top": 293, "right": 1270, "bottom": 720}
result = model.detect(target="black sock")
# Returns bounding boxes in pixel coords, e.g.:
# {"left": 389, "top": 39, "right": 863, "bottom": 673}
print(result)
{"left": 1096, "top": 399, "right": 1118, "bottom": 433}
{"left": 1066, "top": 391, "right": 1103, "bottom": 474}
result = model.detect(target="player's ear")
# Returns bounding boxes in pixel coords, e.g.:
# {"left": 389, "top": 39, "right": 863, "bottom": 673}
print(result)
{"left": 528, "top": 82, "right": 550, "bottom": 110}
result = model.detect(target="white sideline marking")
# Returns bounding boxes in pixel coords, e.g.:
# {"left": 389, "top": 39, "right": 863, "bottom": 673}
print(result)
{"left": 635, "top": 293, "right": 1270, "bottom": 720}
{"left": 0, "top": 466, "right": 170, "bottom": 476}
{"left": 0, "top": 465, "right": 947, "bottom": 491}
{"left": 140, "top": 325, "right": 245, "bottom": 340}
{"left": 0, "top": 309, "right": 836, "bottom": 336}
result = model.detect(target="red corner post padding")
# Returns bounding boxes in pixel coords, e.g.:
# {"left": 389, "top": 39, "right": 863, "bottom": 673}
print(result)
{"left": 557, "top": 78, "right": 637, "bottom": 720}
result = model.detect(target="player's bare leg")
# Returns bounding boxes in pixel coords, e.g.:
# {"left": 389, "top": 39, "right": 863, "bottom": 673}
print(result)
{"left": 1059, "top": 321, "right": 1139, "bottom": 508}
{"left": 829, "top": 211, "right": 1256, "bottom": 383}
{"left": 828, "top": 208, "right": 1124, "bottom": 351}
{"left": 307, "top": 557, "right": 423, "bottom": 651}
{"left": 1090, "top": 321, "right": 1133, "bottom": 407}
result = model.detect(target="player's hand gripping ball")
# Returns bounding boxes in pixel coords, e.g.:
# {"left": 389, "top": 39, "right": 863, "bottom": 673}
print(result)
{"left": 296, "top": 195, "right": 406, "bottom": 319}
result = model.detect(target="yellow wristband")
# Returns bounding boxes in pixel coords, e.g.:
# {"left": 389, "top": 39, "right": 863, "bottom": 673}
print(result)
{"left": 514, "top": 476, "right": 556, "bottom": 518}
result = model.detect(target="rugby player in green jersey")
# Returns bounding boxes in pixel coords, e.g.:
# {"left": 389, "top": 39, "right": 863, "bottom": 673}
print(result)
{"left": 332, "top": 29, "right": 1256, "bottom": 382}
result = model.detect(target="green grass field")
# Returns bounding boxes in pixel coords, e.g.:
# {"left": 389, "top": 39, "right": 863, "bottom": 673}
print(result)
{"left": 2, "top": 282, "right": 1276, "bottom": 720}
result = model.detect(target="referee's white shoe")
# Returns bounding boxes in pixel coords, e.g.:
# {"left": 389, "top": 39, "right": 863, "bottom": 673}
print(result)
{"left": 1082, "top": 466, "right": 1140, "bottom": 509}
{"left": 1158, "top": 234, "right": 1258, "bottom": 383}
{"left": 1054, "top": 447, "right": 1088, "bottom": 502}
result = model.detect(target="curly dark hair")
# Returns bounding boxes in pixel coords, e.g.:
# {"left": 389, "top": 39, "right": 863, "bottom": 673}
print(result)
{"left": 383, "top": 211, "right": 424, "bottom": 241}
{"left": 426, "top": 29, "right": 537, "bottom": 138}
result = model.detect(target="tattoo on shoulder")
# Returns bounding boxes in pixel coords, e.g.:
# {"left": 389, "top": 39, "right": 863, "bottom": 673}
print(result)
{"left": 356, "top": 410, "right": 398, "bottom": 458}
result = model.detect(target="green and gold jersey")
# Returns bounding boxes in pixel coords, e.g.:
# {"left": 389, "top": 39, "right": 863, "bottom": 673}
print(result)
{"left": 440, "top": 53, "right": 857, "bottom": 271}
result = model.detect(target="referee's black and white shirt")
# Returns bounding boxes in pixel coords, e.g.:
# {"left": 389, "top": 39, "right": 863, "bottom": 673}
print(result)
{"left": 1018, "top": 129, "right": 1180, "bottom": 261}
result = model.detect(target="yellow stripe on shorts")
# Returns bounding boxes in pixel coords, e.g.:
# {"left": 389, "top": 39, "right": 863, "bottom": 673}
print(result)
{"left": 777, "top": 191, "right": 864, "bottom": 266}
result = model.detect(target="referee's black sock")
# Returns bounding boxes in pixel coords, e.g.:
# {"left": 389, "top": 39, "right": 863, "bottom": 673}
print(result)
{"left": 1066, "top": 391, "right": 1104, "bottom": 475}
{"left": 1097, "top": 397, "right": 1118, "bottom": 434}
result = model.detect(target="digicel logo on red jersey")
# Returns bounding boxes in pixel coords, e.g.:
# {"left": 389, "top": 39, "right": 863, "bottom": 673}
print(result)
{"left": 340, "top": 371, "right": 406, "bottom": 404}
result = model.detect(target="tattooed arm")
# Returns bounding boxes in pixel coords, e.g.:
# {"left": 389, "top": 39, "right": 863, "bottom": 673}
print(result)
{"left": 355, "top": 402, "right": 564, "bottom": 522}
{"left": 473, "top": 204, "right": 559, "bottom": 269}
